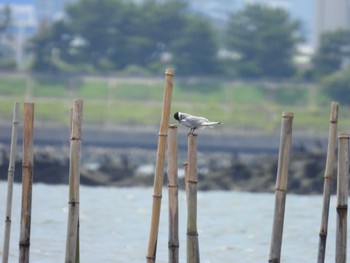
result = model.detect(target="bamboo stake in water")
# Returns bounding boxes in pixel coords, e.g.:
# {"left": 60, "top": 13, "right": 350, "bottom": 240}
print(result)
{"left": 317, "top": 101, "right": 339, "bottom": 263}
{"left": 70, "top": 107, "right": 80, "bottom": 263}
{"left": 167, "top": 125, "right": 179, "bottom": 263}
{"left": 18, "top": 103, "right": 35, "bottom": 263}
{"left": 183, "top": 162, "right": 189, "bottom": 205}
{"left": 268, "top": 112, "right": 293, "bottom": 263}
{"left": 187, "top": 133, "right": 200, "bottom": 263}
{"left": 146, "top": 68, "right": 174, "bottom": 263}
{"left": 335, "top": 133, "right": 349, "bottom": 263}
{"left": 65, "top": 100, "right": 83, "bottom": 263}
{"left": 2, "top": 102, "right": 19, "bottom": 263}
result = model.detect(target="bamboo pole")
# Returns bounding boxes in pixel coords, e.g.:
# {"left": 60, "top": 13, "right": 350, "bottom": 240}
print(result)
{"left": 65, "top": 100, "right": 83, "bottom": 263}
{"left": 167, "top": 124, "right": 179, "bottom": 263}
{"left": 2, "top": 102, "right": 20, "bottom": 263}
{"left": 70, "top": 107, "right": 80, "bottom": 263}
{"left": 187, "top": 133, "right": 200, "bottom": 263}
{"left": 18, "top": 103, "right": 35, "bottom": 263}
{"left": 335, "top": 132, "right": 349, "bottom": 263}
{"left": 146, "top": 68, "right": 174, "bottom": 263}
{"left": 183, "top": 162, "right": 189, "bottom": 205}
{"left": 268, "top": 112, "right": 293, "bottom": 263}
{"left": 317, "top": 101, "right": 339, "bottom": 263}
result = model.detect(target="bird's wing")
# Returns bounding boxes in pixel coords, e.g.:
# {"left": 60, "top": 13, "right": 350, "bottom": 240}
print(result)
{"left": 182, "top": 115, "right": 210, "bottom": 128}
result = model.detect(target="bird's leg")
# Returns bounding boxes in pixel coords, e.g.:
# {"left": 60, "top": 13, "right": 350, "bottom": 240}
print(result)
{"left": 188, "top": 128, "right": 197, "bottom": 135}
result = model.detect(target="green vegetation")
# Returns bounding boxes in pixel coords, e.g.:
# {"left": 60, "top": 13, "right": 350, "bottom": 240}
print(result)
{"left": 0, "top": 74, "right": 349, "bottom": 133}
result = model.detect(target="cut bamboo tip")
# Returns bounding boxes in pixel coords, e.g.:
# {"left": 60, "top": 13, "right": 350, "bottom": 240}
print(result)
{"left": 330, "top": 101, "right": 339, "bottom": 122}
{"left": 282, "top": 112, "right": 294, "bottom": 118}
{"left": 165, "top": 68, "right": 175, "bottom": 76}
{"left": 338, "top": 132, "right": 349, "bottom": 139}
{"left": 169, "top": 124, "right": 178, "bottom": 129}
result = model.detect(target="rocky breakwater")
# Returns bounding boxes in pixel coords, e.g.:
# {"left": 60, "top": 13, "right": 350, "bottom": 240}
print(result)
{"left": 0, "top": 144, "right": 333, "bottom": 195}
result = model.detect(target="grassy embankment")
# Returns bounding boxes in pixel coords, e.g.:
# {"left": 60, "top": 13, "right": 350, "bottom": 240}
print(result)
{"left": 0, "top": 74, "right": 348, "bottom": 133}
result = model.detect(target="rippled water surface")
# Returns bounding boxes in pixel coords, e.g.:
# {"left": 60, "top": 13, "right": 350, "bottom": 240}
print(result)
{"left": 0, "top": 182, "right": 346, "bottom": 262}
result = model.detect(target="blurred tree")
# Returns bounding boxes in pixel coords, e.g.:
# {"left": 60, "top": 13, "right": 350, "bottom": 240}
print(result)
{"left": 312, "top": 29, "right": 350, "bottom": 77}
{"left": 29, "top": 21, "right": 74, "bottom": 72}
{"left": 225, "top": 4, "right": 303, "bottom": 78}
{"left": 30, "top": 0, "right": 191, "bottom": 73}
{"left": 321, "top": 68, "right": 350, "bottom": 105}
{"left": 171, "top": 15, "right": 220, "bottom": 75}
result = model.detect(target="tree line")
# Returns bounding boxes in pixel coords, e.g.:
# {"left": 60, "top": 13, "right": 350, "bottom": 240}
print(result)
{"left": 1, "top": 0, "right": 350, "bottom": 83}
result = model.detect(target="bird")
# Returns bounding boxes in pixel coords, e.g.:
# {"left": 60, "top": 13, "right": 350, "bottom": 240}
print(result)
{"left": 173, "top": 112, "right": 222, "bottom": 134}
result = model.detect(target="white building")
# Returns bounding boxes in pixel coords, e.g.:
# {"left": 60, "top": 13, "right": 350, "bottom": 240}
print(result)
{"left": 0, "top": 4, "right": 37, "bottom": 69}
{"left": 0, "top": 0, "right": 74, "bottom": 69}
{"left": 315, "top": 0, "right": 350, "bottom": 47}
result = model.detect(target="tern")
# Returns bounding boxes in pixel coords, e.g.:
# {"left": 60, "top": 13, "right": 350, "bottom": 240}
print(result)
{"left": 173, "top": 112, "right": 222, "bottom": 134}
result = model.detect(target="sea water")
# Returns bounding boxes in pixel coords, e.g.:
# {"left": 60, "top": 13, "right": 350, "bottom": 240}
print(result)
{"left": 0, "top": 182, "right": 346, "bottom": 262}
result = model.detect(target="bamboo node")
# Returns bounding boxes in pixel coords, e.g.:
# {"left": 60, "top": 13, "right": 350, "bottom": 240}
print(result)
{"left": 167, "top": 183, "right": 178, "bottom": 188}
{"left": 336, "top": 204, "right": 348, "bottom": 211}
{"left": 19, "top": 241, "right": 30, "bottom": 247}
{"left": 168, "top": 124, "right": 178, "bottom": 129}
{"left": 146, "top": 256, "right": 156, "bottom": 260}
{"left": 71, "top": 136, "right": 81, "bottom": 141}
{"left": 319, "top": 231, "right": 327, "bottom": 237}
{"left": 187, "top": 231, "right": 198, "bottom": 236}
{"left": 158, "top": 133, "right": 167, "bottom": 137}
{"left": 152, "top": 194, "right": 162, "bottom": 199}
{"left": 168, "top": 243, "right": 179, "bottom": 248}
{"left": 275, "top": 187, "right": 286, "bottom": 192}
{"left": 323, "top": 174, "right": 333, "bottom": 180}
{"left": 22, "top": 164, "right": 33, "bottom": 168}
{"left": 187, "top": 179, "right": 198, "bottom": 184}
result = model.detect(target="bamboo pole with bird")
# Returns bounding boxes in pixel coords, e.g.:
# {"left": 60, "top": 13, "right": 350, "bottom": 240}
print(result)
{"left": 187, "top": 133, "right": 200, "bottom": 263}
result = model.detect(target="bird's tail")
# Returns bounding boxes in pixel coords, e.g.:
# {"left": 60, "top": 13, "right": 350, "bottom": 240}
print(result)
{"left": 202, "top": 121, "right": 223, "bottom": 127}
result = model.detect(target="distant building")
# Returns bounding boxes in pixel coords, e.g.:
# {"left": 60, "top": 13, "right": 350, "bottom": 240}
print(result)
{"left": 315, "top": 0, "right": 350, "bottom": 47}
{"left": 0, "top": 0, "right": 75, "bottom": 69}
{"left": 0, "top": 4, "right": 37, "bottom": 69}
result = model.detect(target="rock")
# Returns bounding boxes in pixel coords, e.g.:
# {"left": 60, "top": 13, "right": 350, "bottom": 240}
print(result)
{"left": 0, "top": 144, "right": 334, "bottom": 194}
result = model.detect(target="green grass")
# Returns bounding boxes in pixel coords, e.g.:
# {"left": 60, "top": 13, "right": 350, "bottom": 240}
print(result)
{"left": 75, "top": 79, "right": 109, "bottom": 99}
{"left": 111, "top": 82, "right": 164, "bottom": 101}
{"left": 0, "top": 73, "right": 347, "bottom": 133}
{"left": 0, "top": 77, "right": 26, "bottom": 96}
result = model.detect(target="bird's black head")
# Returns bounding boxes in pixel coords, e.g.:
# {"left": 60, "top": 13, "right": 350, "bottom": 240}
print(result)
{"left": 174, "top": 112, "right": 180, "bottom": 122}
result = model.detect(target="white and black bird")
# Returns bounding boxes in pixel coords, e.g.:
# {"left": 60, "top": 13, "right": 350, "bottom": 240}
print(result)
{"left": 174, "top": 112, "right": 222, "bottom": 134}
